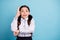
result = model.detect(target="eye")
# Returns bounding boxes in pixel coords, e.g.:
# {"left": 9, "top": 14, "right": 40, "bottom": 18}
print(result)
{"left": 21, "top": 10, "right": 24, "bottom": 12}
{"left": 26, "top": 10, "right": 29, "bottom": 12}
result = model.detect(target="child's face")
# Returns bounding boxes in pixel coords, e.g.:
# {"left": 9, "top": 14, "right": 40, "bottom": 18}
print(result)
{"left": 20, "top": 7, "right": 30, "bottom": 19}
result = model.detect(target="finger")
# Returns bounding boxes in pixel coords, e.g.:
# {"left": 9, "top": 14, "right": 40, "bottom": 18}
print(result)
{"left": 16, "top": 7, "right": 19, "bottom": 14}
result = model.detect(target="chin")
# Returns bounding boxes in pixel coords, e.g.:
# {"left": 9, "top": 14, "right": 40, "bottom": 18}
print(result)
{"left": 22, "top": 17, "right": 26, "bottom": 19}
{"left": 23, "top": 16, "right": 27, "bottom": 18}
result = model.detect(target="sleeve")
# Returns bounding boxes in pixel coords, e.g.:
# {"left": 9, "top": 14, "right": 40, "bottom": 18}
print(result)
{"left": 20, "top": 18, "right": 35, "bottom": 33}
{"left": 11, "top": 17, "right": 18, "bottom": 32}
{"left": 28, "top": 19, "right": 35, "bottom": 33}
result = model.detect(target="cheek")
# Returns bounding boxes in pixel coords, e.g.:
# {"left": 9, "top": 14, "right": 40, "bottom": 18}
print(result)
{"left": 21, "top": 12, "right": 24, "bottom": 15}
{"left": 27, "top": 12, "right": 30, "bottom": 15}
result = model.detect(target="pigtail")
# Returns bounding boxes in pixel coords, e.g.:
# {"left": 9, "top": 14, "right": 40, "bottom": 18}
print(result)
{"left": 17, "top": 15, "right": 21, "bottom": 30}
{"left": 28, "top": 15, "right": 33, "bottom": 25}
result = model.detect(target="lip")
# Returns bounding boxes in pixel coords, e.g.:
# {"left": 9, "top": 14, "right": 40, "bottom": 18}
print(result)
{"left": 23, "top": 15, "right": 27, "bottom": 16}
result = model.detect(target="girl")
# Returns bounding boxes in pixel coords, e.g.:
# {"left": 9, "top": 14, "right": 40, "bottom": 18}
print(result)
{"left": 11, "top": 5, "right": 35, "bottom": 40}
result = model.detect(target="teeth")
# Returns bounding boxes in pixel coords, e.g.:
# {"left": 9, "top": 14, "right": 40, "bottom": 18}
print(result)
{"left": 23, "top": 15, "right": 26, "bottom": 16}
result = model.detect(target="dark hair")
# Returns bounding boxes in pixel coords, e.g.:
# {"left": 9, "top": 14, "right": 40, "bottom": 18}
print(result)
{"left": 17, "top": 5, "right": 33, "bottom": 30}
{"left": 19, "top": 5, "right": 30, "bottom": 12}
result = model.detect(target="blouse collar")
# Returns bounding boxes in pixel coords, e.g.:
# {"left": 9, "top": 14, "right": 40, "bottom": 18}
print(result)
{"left": 21, "top": 17, "right": 28, "bottom": 21}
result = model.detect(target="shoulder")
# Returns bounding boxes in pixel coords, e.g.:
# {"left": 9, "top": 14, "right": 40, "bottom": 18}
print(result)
{"left": 13, "top": 16, "right": 18, "bottom": 20}
{"left": 31, "top": 18, "right": 35, "bottom": 23}
{"left": 12, "top": 17, "right": 18, "bottom": 23}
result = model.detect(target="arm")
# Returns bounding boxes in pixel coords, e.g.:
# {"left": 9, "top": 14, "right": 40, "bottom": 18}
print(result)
{"left": 11, "top": 7, "right": 20, "bottom": 36}
{"left": 11, "top": 17, "right": 17, "bottom": 32}
{"left": 11, "top": 17, "right": 19, "bottom": 36}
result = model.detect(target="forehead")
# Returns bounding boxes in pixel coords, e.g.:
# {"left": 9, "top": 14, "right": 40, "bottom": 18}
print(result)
{"left": 21, "top": 7, "right": 28, "bottom": 10}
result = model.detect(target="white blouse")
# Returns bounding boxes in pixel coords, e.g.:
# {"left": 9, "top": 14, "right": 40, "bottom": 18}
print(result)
{"left": 11, "top": 17, "right": 35, "bottom": 37}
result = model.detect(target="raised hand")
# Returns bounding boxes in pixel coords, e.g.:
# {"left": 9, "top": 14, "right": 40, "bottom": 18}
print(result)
{"left": 15, "top": 7, "right": 20, "bottom": 18}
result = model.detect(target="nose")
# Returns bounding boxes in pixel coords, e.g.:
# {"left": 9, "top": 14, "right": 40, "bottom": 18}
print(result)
{"left": 24, "top": 11, "right": 26, "bottom": 14}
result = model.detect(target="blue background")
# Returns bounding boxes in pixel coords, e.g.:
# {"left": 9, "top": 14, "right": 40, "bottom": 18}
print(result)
{"left": 0, "top": 0, "right": 60, "bottom": 40}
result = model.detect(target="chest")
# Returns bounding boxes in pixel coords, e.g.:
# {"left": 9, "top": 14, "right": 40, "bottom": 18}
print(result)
{"left": 19, "top": 20, "right": 30, "bottom": 29}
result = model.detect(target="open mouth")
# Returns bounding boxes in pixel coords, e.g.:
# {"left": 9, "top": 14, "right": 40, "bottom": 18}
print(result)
{"left": 23, "top": 15, "right": 27, "bottom": 16}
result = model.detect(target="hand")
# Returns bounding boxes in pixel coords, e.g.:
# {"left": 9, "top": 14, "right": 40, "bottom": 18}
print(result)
{"left": 15, "top": 7, "right": 20, "bottom": 18}
{"left": 13, "top": 30, "right": 20, "bottom": 36}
